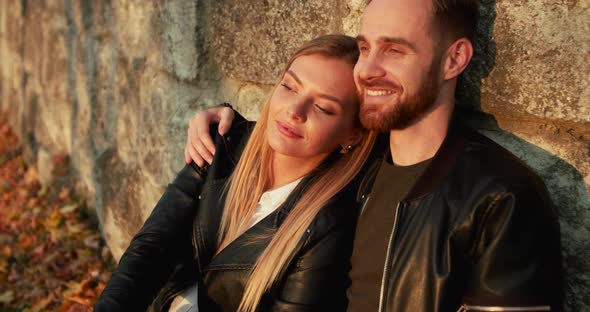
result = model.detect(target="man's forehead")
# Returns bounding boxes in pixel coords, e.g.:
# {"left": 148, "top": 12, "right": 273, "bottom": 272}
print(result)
{"left": 359, "top": 0, "right": 434, "bottom": 42}
{"left": 361, "top": 0, "right": 434, "bottom": 31}
{"left": 365, "top": 0, "right": 434, "bottom": 13}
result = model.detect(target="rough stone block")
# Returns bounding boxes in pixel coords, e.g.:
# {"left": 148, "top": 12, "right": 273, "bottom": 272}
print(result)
{"left": 236, "top": 83, "right": 272, "bottom": 121}
{"left": 98, "top": 151, "right": 166, "bottom": 261}
{"left": 342, "top": 0, "right": 365, "bottom": 35}
{"left": 22, "top": 1, "right": 72, "bottom": 156}
{"left": 112, "top": 1, "right": 154, "bottom": 60}
{"left": 154, "top": 0, "right": 199, "bottom": 81}
{"left": 36, "top": 148, "right": 54, "bottom": 185}
{"left": 203, "top": 0, "right": 347, "bottom": 84}
{"left": 0, "top": 0, "right": 26, "bottom": 140}
{"left": 482, "top": 0, "right": 590, "bottom": 124}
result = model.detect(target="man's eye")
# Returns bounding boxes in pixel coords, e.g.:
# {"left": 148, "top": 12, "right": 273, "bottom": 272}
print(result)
{"left": 315, "top": 104, "right": 334, "bottom": 115}
{"left": 359, "top": 45, "right": 370, "bottom": 53}
{"left": 389, "top": 48, "right": 402, "bottom": 54}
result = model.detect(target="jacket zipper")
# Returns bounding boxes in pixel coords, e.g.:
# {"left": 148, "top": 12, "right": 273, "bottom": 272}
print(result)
{"left": 378, "top": 202, "right": 401, "bottom": 312}
{"left": 192, "top": 217, "right": 202, "bottom": 272}
{"left": 457, "top": 304, "right": 551, "bottom": 311}
{"left": 359, "top": 194, "right": 371, "bottom": 215}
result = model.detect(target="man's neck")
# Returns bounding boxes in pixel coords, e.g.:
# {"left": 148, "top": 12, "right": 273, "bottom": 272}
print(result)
{"left": 389, "top": 99, "right": 454, "bottom": 166}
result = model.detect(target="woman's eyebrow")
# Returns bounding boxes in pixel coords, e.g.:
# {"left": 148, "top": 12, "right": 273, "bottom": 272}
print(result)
{"left": 285, "top": 70, "right": 303, "bottom": 85}
{"left": 285, "top": 70, "right": 344, "bottom": 105}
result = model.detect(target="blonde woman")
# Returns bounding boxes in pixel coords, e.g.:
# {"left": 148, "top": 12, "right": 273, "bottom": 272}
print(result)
{"left": 95, "top": 35, "right": 377, "bottom": 312}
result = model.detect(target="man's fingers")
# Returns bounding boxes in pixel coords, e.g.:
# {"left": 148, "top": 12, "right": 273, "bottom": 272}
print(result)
{"left": 190, "top": 113, "right": 216, "bottom": 155}
{"left": 185, "top": 135, "right": 199, "bottom": 165}
{"left": 186, "top": 135, "right": 206, "bottom": 167}
{"left": 192, "top": 136, "right": 214, "bottom": 165}
{"left": 186, "top": 125, "right": 210, "bottom": 166}
{"left": 194, "top": 124, "right": 216, "bottom": 156}
{"left": 184, "top": 146, "right": 191, "bottom": 164}
{"left": 218, "top": 107, "right": 235, "bottom": 136}
{"left": 187, "top": 144, "right": 205, "bottom": 168}
{"left": 186, "top": 106, "right": 233, "bottom": 164}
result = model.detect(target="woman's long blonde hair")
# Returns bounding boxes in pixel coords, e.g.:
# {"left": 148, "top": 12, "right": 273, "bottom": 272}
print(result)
{"left": 216, "top": 35, "right": 377, "bottom": 312}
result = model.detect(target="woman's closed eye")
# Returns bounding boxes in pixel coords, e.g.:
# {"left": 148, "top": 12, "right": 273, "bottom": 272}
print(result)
{"left": 315, "top": 104, "right": 335, "bottom": 115}
{"left": 280, "top": 82, "right": 297, "bottom": 93}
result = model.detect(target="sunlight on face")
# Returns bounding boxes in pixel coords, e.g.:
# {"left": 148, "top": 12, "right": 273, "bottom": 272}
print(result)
{"left": 354, "top": 0, "right": 444, "bottom": 131}
{"left": 266, "top": 54, "right": 359, "bottom": 165}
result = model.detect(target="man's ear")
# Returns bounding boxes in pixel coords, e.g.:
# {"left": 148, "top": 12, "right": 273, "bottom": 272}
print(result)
{"left": 443, "top": 38, "right": 474, "bottom": 80}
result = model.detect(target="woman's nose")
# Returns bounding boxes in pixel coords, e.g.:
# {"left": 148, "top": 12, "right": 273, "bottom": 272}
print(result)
{"left": 286, "top": 97, "right": 308, "bottom": 123}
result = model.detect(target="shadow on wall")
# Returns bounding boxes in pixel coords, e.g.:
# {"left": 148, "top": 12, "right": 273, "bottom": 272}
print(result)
{"left": 466, "top": 110, "right": 590, "bottom": 312}
{"left": 460, "top": 0, "right": 590, "bottom": 310}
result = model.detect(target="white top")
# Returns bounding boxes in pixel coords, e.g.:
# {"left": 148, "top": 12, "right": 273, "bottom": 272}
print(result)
{"left": 245, "top": 178, "right": 302, "bottom": 229}
{"left": 169, "top": 178, "right": 302, "bottom": 312}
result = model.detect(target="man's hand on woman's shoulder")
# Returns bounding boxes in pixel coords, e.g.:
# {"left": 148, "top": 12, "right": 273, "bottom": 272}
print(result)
{"left": 184, "top": 106, "right": 235, "bottom": 167}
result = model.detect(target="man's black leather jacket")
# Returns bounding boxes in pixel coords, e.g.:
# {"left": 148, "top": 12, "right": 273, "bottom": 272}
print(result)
{"left": 94, "top": 117, "right": 359, "bottom": 311}
{"left": 355, "top": 113, "right": 563, "bottom": 312}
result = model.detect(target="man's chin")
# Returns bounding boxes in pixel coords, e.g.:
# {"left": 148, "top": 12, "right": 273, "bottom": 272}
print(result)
{"left": 360, "top": 110, "right": 394, "bottom": 133}
{"left": 360, "top": 106, "right": 420, "bottom": 132}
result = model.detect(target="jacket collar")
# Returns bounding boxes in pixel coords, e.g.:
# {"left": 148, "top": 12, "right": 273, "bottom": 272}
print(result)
{"left": 363, "top": 109, "right": 472, "bottom": 202}
{"left": 404, "top": 111, "right": 468, "bottom": 200}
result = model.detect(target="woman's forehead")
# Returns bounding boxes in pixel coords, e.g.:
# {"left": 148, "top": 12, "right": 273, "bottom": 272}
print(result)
{"left": 286, "top": 55, "right": 356, "bottom": 98}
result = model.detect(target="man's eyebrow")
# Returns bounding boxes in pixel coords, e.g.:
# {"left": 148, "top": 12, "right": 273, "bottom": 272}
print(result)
{"left": 285, "top": 70, "right": 344, "bottom": 105}
{"left": 356, "top": 35, "right": 417, "bottom": 51}
{"left": 381, "top": 36, "right": 417, "bottom": 51}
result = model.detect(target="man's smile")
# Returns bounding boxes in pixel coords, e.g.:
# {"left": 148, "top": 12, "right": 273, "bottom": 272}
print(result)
{"left": 365, "top": 89, "right": 396, "bottom": 97}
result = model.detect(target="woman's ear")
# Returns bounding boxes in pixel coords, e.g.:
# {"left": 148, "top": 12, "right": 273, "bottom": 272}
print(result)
{"left": 341, "top": 128, "right": 364, "bottom": 150}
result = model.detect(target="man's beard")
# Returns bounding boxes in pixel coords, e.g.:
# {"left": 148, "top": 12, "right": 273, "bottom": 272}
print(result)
{"left": 359, "top": 63, "right": 441, "bottom": 132}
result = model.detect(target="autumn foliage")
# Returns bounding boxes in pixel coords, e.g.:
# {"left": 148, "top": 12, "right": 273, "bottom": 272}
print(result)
{"left": 0, "top": 114, "right": 114, "bottom": 311}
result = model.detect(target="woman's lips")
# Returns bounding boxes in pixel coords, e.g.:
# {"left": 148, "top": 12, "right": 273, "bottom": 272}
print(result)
{"left": 276, "top": 121, "right": 303, "bottom": 139}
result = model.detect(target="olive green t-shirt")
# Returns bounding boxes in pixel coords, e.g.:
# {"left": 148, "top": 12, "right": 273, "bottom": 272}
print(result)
{"left": 347, "top": 153, "right": 431, "bottom": 312}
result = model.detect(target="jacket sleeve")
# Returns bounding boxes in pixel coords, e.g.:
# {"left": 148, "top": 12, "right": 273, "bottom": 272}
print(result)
{"left": 94, "top": 164, "right": 205, "bottom": 311}
{"left": 267, "top": 196, "right": 358, "bottom": 312}
{"left": 462, "top": 183, "right": 563, "bottom": 312}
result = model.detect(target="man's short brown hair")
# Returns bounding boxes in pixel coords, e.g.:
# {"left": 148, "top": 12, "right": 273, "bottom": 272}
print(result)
{"left": 366, "top": 0, "right": 480, "bottom": 42}
{"left": 432, "top": 0, "right": 479, "bottom": 42}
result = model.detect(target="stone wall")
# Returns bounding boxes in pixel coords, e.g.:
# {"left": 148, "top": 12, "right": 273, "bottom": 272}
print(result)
{"left": 0, "top": 0, "right": 588, "bottom": 310}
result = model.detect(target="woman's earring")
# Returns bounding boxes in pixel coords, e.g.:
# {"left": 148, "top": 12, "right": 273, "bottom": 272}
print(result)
{"left": 340, "top": 144, "right": 353, "bottom": 154}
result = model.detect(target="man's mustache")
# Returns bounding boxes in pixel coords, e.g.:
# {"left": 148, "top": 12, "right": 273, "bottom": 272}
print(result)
{"left": 358, "top": 79, "right": 401, "bottom": 91}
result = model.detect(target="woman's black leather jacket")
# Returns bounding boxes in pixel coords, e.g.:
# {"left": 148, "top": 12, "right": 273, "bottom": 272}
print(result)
{"left": 94, "top": 116, "right": 359, "bottom": 311}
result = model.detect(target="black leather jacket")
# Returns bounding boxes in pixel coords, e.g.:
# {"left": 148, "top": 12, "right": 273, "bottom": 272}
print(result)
{"left": 95, "top": 117, "right": 359, "bottom": 311}
{"left": 355, "top": 113, "right": 563, "bottom": 312}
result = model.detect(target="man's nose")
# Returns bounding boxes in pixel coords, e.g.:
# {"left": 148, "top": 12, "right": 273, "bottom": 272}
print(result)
{"left": 356, "top": 54, "right": 386, "bottom": 83}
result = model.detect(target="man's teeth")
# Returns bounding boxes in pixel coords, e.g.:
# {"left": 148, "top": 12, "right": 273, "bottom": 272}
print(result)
{"left": 366, "top": 89, "right": 394, "bottom": 96}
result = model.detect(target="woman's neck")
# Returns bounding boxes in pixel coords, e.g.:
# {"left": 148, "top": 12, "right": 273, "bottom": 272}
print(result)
{"left": 270, "top": 152, "right": 326, "bottom": 189}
